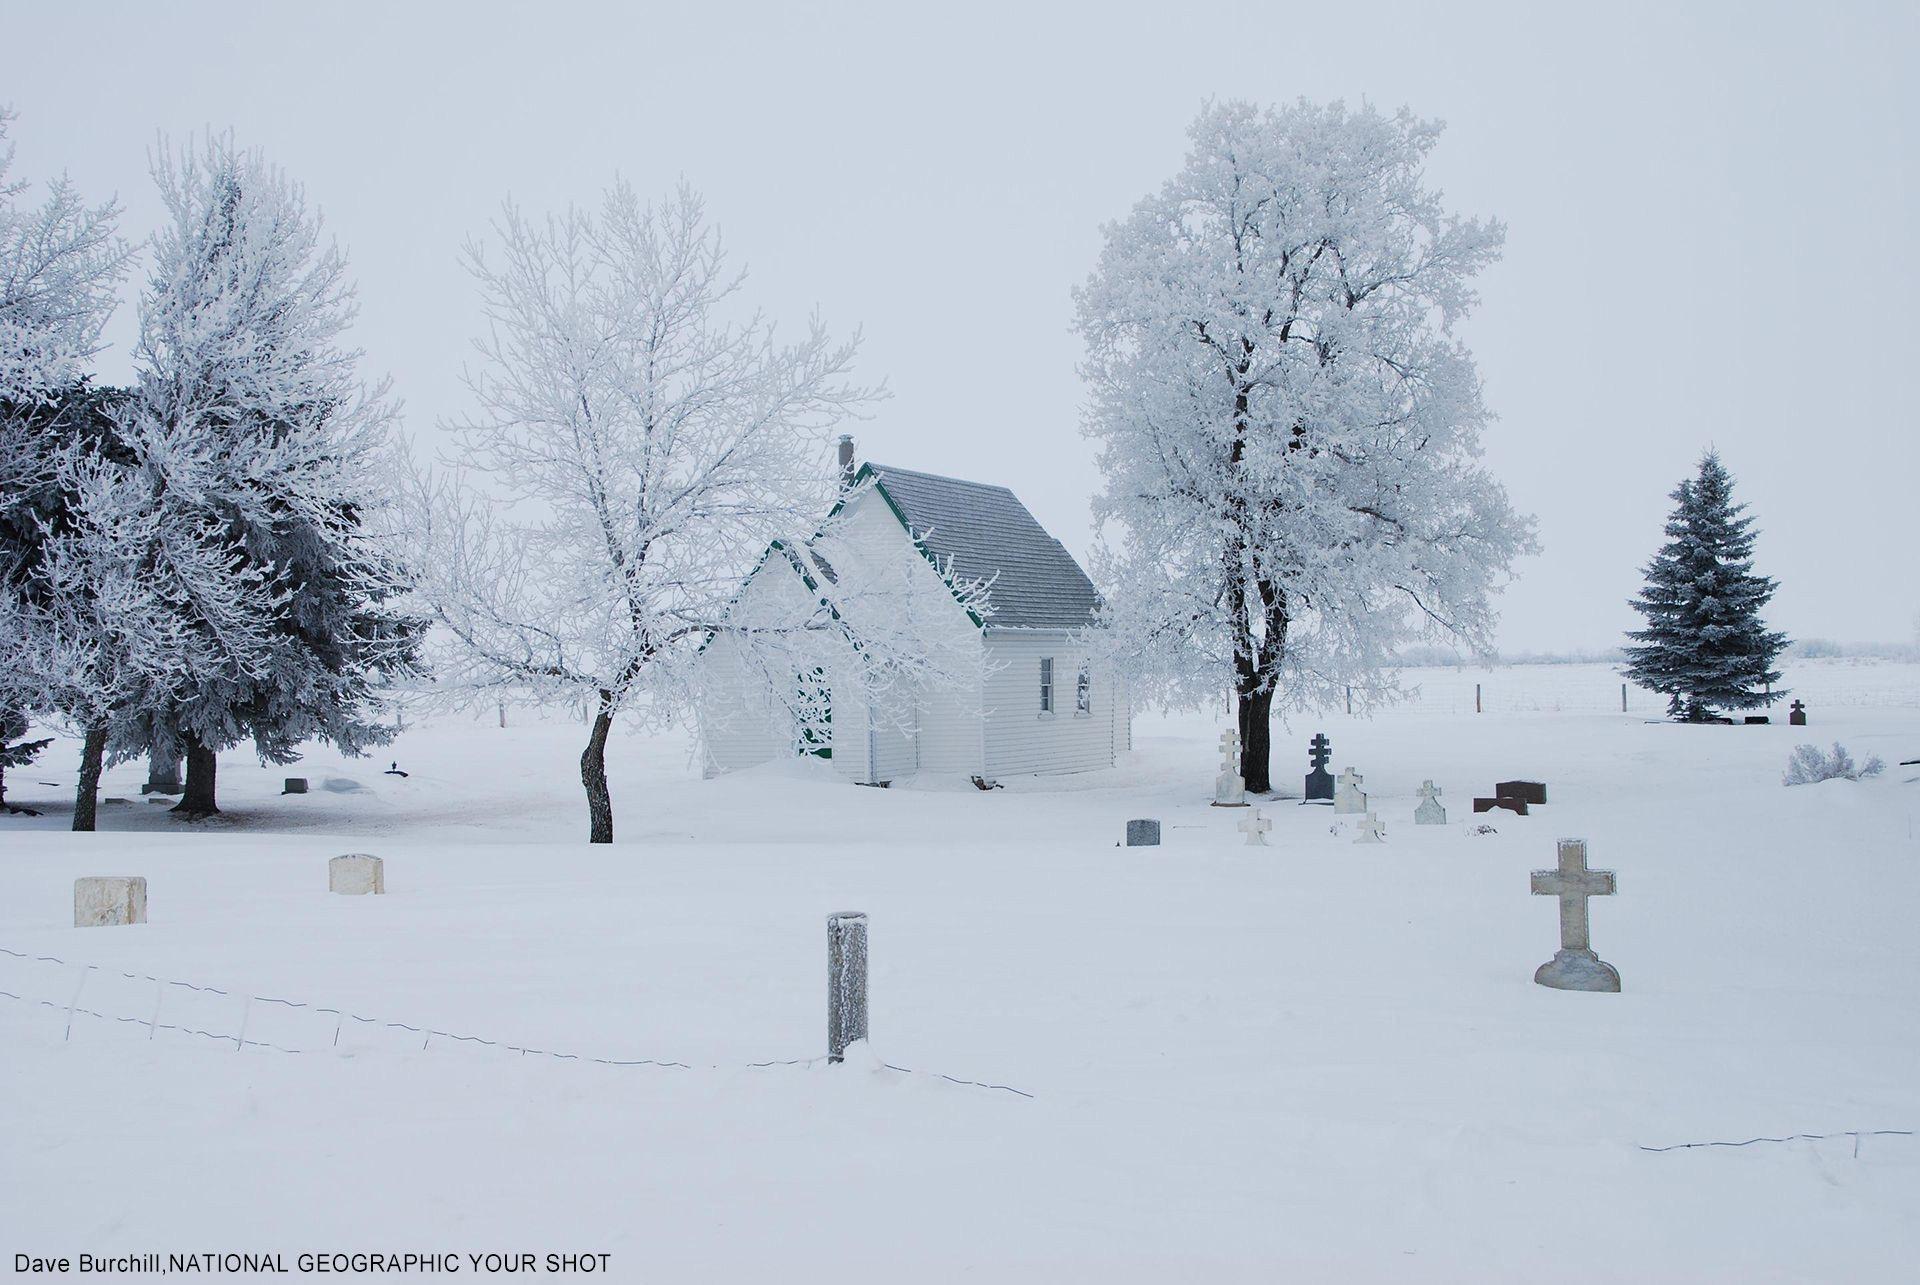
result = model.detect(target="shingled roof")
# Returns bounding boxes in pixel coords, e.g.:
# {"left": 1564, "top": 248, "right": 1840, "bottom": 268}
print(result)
{"left": 862, "top": 463, "right": 1101, "bottom": 630}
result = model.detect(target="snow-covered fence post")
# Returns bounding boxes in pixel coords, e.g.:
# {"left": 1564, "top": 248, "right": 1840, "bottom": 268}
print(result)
{"left": 827, "top": 911, "right": 868, "bottom": 1063}
{"left": 1476, "top": 683, "right": 1482, "bottom": 714}
{"left": 1621, "top": 683, "right": 1627, "bottom": 713}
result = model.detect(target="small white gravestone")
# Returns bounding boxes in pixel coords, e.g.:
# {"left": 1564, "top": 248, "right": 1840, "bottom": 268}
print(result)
{"left": 1334, "top": 767, "right": 1368, "bottom": 815}
{"left": 1212, "top": 729, "right": 1247, "bottom": 807}
{"left": 328, "top": 853, "right": 385, "bottom": 896}
{"left": 1414, "top": 780, "right": 1447, "bottom": 826}
{"left": 1530, "top": 839, "right": 1620, "bottom": 991}
{"left": 1353, "top": 813, "right": 1386, "bottom": 844}
{"left": 74, "top": 876, "right": 146, "bottom": 927}
{"left": 1238, "top": 809, "right": 1272, "bottom": 847}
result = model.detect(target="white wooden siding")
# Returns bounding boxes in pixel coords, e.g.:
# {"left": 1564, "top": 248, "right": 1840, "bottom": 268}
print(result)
{"left": 979, "top": 630, "right": 1124, "bottom": 777}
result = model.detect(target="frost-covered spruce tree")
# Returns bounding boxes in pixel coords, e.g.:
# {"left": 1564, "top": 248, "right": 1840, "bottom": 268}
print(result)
{"left": 413, "top": 182, "right": 888, "bottom": 843}
{"left": 122, "top": 134, "right": 423, "bottom": 815}
{"left": 0, "top": 107, "right": 132, "bottom": 817}
{"left": 1076, "top": 100, "right": 1535, "bottom": 793}
{"left": 1624, "top": 451, "right": 1787, "bottom": 721}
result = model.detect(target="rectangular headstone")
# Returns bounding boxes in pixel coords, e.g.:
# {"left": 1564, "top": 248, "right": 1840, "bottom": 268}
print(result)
{"left": 1495, "top": 780, "right": 1547, "bottom": 806}
{"left": 1475, "top": 797, "right": 1528, "bottom": 816}
{"left": 1125, "top": 819, "right": 1161, "bottom": 846}
{"left": 74, "top": 876, "right": 147, "bottom": 927}
{"left": 328, "top": 853, "right": 385, "bottom": 895}
{"left": 283, "top": 777, "right": 309, "bottom": 794}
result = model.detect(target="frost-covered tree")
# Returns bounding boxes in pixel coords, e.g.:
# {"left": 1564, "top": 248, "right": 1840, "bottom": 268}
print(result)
{"left": 413, "top": 182, "right": 891, "bottom": 843}
{"left": 1076, "top": 100, "right": 1534, "bottom": 793}
{"left": 0, "top": 107, "right": 132, "bottom": 819}
{"left": 120, "top": 134, "right": 423, "bottom": 815}
{"left": 1624, "top": 451, "right": 1787, "bottom": 721}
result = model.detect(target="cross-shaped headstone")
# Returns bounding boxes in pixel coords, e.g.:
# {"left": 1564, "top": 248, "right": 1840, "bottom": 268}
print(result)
{"left": 1789, "top": 699, "right": 1806, "bottom": 726}
{"left": 1212, "top": 728, "right": 1247, "bottom": 807}
{"left": 1334, "top": 767, "right": 1368, "bottom": 815}
{"left": 1414, "top": 780, "right": 1446, "bottom": 826}
{"left": 1238, "top": 809, "right": 1271, "bottom": 846}
{"left": 1353, "top": 812, "right": 1385, "bottom": 844}
{"left": 1529, "top": 839, "right": 1621, "bottom": 991}
{"left": 1304, "top": 733, "right": 1335, "bottom": 803}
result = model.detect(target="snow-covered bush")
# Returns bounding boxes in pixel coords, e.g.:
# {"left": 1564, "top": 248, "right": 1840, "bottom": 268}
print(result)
{"left": 1783, "top": 742, "right": 1884, "bottom": 786}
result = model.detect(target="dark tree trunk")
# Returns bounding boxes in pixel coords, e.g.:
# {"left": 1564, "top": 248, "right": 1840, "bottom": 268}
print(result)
{"left": 72, "top": 725, "right": 108, "bottom": 832}
{"left": 1237, "top": 686, "right": 1274, "bottom": 794}
{"left": 143, "top": 747, "right": 182, "bottom": 794}
{"left": 581, "top": 690, "right": 615, "bottom": 844}
{"left": 173, "top": 739, "right": 219, "bottom": 816}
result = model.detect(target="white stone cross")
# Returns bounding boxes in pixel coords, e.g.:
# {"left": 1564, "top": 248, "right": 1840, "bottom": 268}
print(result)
{"left": 1238, "top": 809, "right": 1271, "bottom": 846}
{"left": 1334, "top": 767, "right": 1368, "bottom": 815}
{"left": 1353, "top": 812, "right": 1385, "bottom": 844}
{"left": 1217, "top": 730, "right": 1241, "bottom": 773}
{"left": 1530, "top": 839, "right": 1620, "bottom": 991}
{"left": 1414, "top": 780, "right": 1447, "bottom": 826}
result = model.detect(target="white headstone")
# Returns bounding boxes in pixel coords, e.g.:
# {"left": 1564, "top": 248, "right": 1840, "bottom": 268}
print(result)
{"left": 329, "top": 853, "right": 385, "bottom": 896}
{"left": 1414, "top": 780, "right": 1447, "bottom": 826}
{"left": 1530, "top": 839, "right": 1620, "bottom": 991}
{"left": 1353, "top": 812, "right": 1386, "bottom": 844}
{"left": 1238, "top": 809, "right": 1272, "bottom": 846}
{"left": 74, "top": 876, "right": 146, "bottom": 927}
{"left": 1334, "top": 767, "right": 1368, "bottom": 815}
{"left": 1212, "top": 728, "right": 1247, "bottom": 806}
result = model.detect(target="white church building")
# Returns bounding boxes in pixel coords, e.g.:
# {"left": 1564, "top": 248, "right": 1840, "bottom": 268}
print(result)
{"left": 697, "top": 441, "right": 1131, "bottom": 784}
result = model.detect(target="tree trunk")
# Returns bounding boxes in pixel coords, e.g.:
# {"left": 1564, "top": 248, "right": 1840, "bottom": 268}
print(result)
{"left": 580, "top": 690, "right": 615, "bottom": 844}
{"left": 1237, "top": 685, "right": 1274, "bottom": 795}
{"left": 143, "top": 747, "right": 182, "bottom": 794}
{"left": 173, "top": 738, "right": 219, "bottom": 816}
{"left": 72, "top": 725, "right": 108, "bottom": 832}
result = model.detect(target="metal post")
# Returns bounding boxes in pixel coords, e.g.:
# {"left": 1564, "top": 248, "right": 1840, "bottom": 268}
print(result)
{"left": 1344, "top": 686, "right": 1352, "bottom": 715}
{"left": 1475, "top": 683, "right": 1482, "bottom": 714}
{"left": 827, "top": 911, "right": 869, "bottom": 1063}
{"left": 1621, "top": 683, "right": 1627, "bottom": 713}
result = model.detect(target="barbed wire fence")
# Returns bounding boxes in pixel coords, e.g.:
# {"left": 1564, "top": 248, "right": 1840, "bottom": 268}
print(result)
{"left": 0, "top": 945, "right": 1033, "bottom": 1099}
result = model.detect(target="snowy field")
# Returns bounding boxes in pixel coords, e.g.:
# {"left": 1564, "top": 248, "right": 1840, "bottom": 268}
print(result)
{"left": 3, "top": 659, "right": 1917, "bottom": 1281}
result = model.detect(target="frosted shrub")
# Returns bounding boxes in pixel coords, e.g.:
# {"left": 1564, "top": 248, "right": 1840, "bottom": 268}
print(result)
{"left": 1782, "top": 742, "right": 1884, "bottom": 786}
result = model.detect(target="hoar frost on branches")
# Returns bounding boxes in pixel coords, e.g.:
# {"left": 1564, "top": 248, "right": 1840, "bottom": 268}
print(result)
{"left": 1076, "top": 99, "right": 1535, "bottom": 792}
{"left": 0, "top": 106, "right": 132, "bottom": 818}
{"left": 114, "top": 133, "right": 422, "bottom": 815}
{"left": 413, "top": 181, "right": 947, "bottom": 844}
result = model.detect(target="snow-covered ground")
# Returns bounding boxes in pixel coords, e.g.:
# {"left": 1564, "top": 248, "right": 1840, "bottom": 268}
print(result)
{"left": 3, "top": 660, "right": 1916, "bottom": 1280}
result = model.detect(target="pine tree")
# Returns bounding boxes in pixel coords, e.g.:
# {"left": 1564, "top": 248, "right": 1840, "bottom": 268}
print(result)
{"left": 122, "top": 134, "right": 424, "bottom": 814}
{"left": 1624, "top": 451, "right": 1788, "bottom": 721}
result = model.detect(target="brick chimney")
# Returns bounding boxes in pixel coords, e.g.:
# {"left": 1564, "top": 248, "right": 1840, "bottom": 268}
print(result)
{"left": 836, "top": 434, "right": 856, "bottom": 489}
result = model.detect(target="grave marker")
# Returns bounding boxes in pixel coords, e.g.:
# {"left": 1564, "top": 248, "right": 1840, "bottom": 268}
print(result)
{"left": 1789, "top": 699, "right": 1806, "bottom": 726}
{"left": 1530, "top": 839, "right": 1620, "bottom": 992}
{"left": 283, "top": 778, "right": 308, "bottom": 795}
{"left": 1334, "top": 768, "right": 1368, "bottom": 815}
{"left": 1125, "top": 819, "right": 1161, "bottom": 847}
{"left": 1475, "top": 796, "right": 1527, "bottom": 816}
{"left": 74, "top": 876, "right": 146, "bottom": 927}
{"left": 1303, "top": 733, "right": 1334, "bottom": 804}
{"left": 328, "top": 854, "right": 385, "bottom": 895}
{"left": 1353, "top": 813, "right": 1385, "bottom": 844}
{"left": 1414, "top": 781, "right": 1447, "bottom": 826}
{"left": 1495, "top": 780, "right": 1547, "bottom": 806}
{"left": 1239, "top": 810, "right": 1271, "bottom": 847}
{"left": 1212, "top": 729, "right": 1247, "bottom": 807}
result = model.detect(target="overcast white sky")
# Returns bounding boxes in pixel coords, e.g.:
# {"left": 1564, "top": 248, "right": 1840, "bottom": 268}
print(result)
{"left": 9, "top": 0, "right": 1916, "bottom": 652}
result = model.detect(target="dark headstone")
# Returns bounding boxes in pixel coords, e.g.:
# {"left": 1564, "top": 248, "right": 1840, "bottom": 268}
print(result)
{"left": 1495, "top": 780, "right": 1546, "bottom": 806}
{"left": 1475, "top": 796, "right": 1528, "bottom": 816}
{"left": 283, "top": 778, "right": 308, "bottom": 795}
{"left": 1743, "top": 716, "right": 1770, "bottom": 725}
{"left": 1303, "top": 732, "right": 1335, "bottom": 803}
{"left": 1125, "top": 819, "right": 1161, "bottom": 847}
{"left": 1789, "top": 700, "right": 1806, "bottom": 726}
